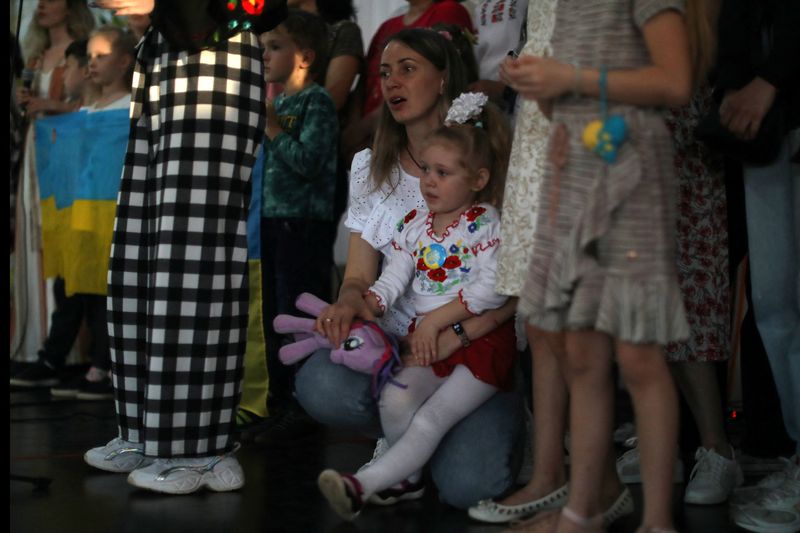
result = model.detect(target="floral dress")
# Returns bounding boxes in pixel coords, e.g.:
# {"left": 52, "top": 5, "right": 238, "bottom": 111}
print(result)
{"left": 663, "top": 88, "right": 730, "bottom": 362}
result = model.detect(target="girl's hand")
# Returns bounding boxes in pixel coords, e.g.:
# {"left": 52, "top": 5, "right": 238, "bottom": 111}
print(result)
{"left": 719, "top": 78, "right": 777, "bottom": 140}
{"left": 92, "top": 0, "right": 154, "bottom": 16}
{"left": 410, "top": 320, "right": 440, "bottom": 366}
{"left": 500, "top": 55, "right": 573, "bottom": 101}
{"left": 363, "top": 292, "right": 384, "bottom": 317}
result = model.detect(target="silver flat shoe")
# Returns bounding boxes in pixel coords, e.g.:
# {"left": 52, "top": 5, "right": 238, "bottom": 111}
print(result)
{"left": 467, "top": 483, "right": 569, "bottom": 524}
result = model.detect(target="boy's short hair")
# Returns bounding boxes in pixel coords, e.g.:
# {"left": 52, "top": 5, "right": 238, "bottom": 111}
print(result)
{"left": 280, "top": 8, "right": 329, "bottom": 80}
{"left": 65, "top": 38, "right": 89, "bottom": 66}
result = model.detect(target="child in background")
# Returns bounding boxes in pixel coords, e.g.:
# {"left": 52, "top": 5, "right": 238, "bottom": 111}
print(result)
{"left": 317, "top": 93, "right": 516, "bottom": 521}
{"left": 11, "top": 36, "right": 117, "bottom": 397}
{"left": 62, "top": 39, "right": 98, "bottom": 109}
{"left": 259, "top": 9, "right": 339, "bottom": 429}
{"left": 501, "top": 1, "right": 695, "bottom": 531}
{"left": 58, "top": 27, "right": 135, "bottom": 399}
{"left": 87, "top": 26, "right": 135, "bottom": 111}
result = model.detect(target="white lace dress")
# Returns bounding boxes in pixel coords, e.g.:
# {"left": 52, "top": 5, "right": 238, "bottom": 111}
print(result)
{"left": 494, "top": 0, "right": 557, "bottom": 297}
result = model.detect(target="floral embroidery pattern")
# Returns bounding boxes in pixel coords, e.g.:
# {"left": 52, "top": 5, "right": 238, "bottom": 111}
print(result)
{"left": 415, "top": 238, "right": 474, "bottom": 295}
{"left": 466, "top": 206, "right": 488, "bottom": 234}
{"left": 662, "top": 88, "right": 729, "bottom": 363}
{"left": 396, "top": 209, "right": 418, "bottom": 233}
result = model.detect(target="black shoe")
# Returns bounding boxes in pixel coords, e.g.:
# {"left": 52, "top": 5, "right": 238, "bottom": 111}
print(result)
{"left": 235, "top": 408, "right": 268, "bottom": 442}
{"left": 10, "top": 360, "right": 36, "bottom": 377}
{"left": 253, "top": 409, "right": 321, "bottom": 445}
{"left": 76, "top": 378, "right": 114, "bottom": 400}
{"left": 10, "top": 361, "right": 59, "bottom": 387}
{"left": 50, "top": 374, "right": 88, "bottom": 398}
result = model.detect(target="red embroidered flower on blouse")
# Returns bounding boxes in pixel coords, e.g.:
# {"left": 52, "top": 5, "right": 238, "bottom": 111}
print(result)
{"left": 465, "top": 206, "right": 486, "bottom": 222}
{"left": 417, "top": 258, "right": 429, "bottom": 271}
{"left": 404, "top": 209, "right": 418, "bottom": 223}
{"left": 443, "top": 256, "right": 461, "bottom": 269}
{"left": 428, "top": 268, "right": 447, "bottom": 282}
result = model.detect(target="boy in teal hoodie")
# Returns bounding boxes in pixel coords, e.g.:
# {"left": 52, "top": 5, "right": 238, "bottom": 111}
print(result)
{"left": 259, "top": 8, "right": 338, "bottom": 423}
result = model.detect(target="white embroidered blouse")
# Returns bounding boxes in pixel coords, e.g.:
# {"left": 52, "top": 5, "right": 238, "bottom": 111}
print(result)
{"left": 368, "top": 203, "right": 508, "bottom": 321}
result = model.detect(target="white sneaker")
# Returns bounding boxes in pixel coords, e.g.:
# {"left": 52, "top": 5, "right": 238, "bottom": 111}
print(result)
{"left": 613, "top": 422, "right": 637, "bottom": 445}
{"left": 127, "top": 449, "right": 245, "bottom": 494}
{"left": 84, "top": 437, "right": 154, "bottom": 473}
{"left": 732, "top": 505, "right": 800, "bottom": 533}
{"left": 616, "top": 446, "right": 684, "bottom": 484}
{"left": 757, "top": 461, "right": 800, "bottom": 513}
{"left": 734, "top": 456, "right": 800, "bottom": 507}
{"left": 357, "top": 437, "right": 389, "bottom": 473}
{"left": 684, "top": 446, "right": 744, "bottom": 504}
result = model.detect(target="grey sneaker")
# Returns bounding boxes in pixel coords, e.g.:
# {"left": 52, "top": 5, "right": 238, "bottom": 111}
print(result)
{"left": 733, "top": 456, "right": 800, "bottom": 507}
{"left": 756, "top": 462, "right": 800, "bottom": 513}
{"left": 85, "top": 437, "right": 154, "bottom": 473}
{"left": 127, "top": 448, "right": 245, "bottom": 494}
{"left": 732, "top": 505, "right": 800, "bottom": 533}
{"left": 616, "top": 446, "right": 684, "bottom": 484}
{"left": 684, "top": 446, "right": 744, "bottom": 505}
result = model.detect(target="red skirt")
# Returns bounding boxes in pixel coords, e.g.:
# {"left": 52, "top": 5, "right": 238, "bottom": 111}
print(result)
{"left": 409, "top": 319, "right": 518, "bottom": 390}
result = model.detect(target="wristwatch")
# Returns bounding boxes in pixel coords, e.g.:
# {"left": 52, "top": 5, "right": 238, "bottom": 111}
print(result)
{"left": 451, "top": 322, "right": 471, "bottom": 348}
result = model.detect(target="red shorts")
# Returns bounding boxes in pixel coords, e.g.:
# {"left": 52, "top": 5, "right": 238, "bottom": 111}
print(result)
{"left": 409, "top": 319, "right": 518, "bottom": 390}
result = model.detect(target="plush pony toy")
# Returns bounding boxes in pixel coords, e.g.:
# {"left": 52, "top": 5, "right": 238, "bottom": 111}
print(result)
{"left": 272, "top": 293, "right": 405, "bottom": 398}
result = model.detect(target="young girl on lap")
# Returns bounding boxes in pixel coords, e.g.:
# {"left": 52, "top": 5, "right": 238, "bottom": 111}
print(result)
{"left": 318, "top": 92, "right": 514, "bottom": 520}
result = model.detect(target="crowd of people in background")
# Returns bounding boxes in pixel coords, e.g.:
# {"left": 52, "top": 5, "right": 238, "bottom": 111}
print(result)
{"left": 9, "top": 1, "right": 799, "bottom": 532}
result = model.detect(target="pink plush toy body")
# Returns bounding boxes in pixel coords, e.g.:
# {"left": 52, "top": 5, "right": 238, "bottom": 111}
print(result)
{"left": 273, "top": 293, "right": 405, "bottom": 397}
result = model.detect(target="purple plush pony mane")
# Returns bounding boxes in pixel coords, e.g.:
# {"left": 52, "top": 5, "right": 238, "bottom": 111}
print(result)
{"left": 342, "top": 321, "right": 406, "bottom": 399}
{"left": 273, "top": 292, "right": 406, "bottom": 399}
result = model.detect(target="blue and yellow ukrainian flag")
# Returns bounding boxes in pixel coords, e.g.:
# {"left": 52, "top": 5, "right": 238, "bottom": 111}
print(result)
{"left": 239, "top": 142, "right": 270, "bottom": 419}
{"left": 35, "top": 108, "right": 128, "bottom": 297}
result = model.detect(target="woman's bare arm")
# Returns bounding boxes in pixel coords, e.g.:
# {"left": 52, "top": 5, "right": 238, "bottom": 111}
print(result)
{"left": 316, "top": 232, "right": 380, "bottom": 346}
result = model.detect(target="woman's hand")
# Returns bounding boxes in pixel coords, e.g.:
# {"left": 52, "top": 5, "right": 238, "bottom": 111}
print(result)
{"left": 92, "top": 0, "right": 154, "bottom": 16}
{"left": 500, "top": 55, "right": 573, "bottom": 101}
{"left": 24, "top": 96, "right": 56, "bottom": 115}
{"left": 719, "top": 77, "right": 777, "bottom": 140}
{"left": 16, "top": 87, "right": 32, "bottom": 108}
{"left": 315, "top": 290, "right": 375, "bottom": 348}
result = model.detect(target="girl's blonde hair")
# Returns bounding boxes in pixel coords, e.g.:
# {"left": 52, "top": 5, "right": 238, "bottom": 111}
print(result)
{"left": 685, "top": 0, "right": 718, "bottom": 86}
{"left": 425, "top": 101, "right": 512, "bottom": 209}
{"left": 23, "top": 0, "right": 95, "bottom": 64}
{"left": 90, "top": 25, "right": 138, "bottom": 86}
{"left": 369, "top": 28, "right": 469, "bottom": 193}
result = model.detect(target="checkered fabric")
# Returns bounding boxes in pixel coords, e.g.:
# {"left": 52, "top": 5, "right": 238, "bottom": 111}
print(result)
{"left": 107, "top": 28, "right": 266, "bottom": 458}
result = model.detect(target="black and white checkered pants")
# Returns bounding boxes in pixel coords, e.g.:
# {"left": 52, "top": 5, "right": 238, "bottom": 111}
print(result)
{"left": 107, "top": 29, "right": 265, "bottom": 458}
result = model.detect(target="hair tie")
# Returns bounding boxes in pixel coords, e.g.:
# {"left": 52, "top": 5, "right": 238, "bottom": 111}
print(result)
{"left": 437, "top": 30, "right": 453, "bottom": 41}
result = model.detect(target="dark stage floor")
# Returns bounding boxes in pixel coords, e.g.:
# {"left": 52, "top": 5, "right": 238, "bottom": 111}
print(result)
{"left": 11, "top": 384, "right": 754, "bottom": 533}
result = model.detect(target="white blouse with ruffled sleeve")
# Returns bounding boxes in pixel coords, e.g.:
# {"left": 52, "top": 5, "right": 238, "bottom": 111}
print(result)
{"left": 344, "top": 148, "right": 427, "bottom": 336}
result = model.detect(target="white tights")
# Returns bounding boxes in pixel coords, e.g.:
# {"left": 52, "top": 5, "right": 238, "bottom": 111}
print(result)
{"left": 355, "top": 364, "right": 498, "bottom": 497}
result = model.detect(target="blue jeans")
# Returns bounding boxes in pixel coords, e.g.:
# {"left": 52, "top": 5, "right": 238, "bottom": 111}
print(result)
{"left": 295, "top": 349, "right": 526, "bottom": 508}
{"left": 743, "top": 129, "right": 800, "bottom": 455}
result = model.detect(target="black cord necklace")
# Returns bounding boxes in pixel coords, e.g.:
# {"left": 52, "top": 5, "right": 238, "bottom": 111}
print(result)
{"left": 406, "top": 145, "right": 424, "bottom": 170}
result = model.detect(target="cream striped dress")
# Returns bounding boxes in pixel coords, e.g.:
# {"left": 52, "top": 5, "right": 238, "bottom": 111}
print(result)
{"left": 517, "top": 0, "right": 690, "bottom": 345}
